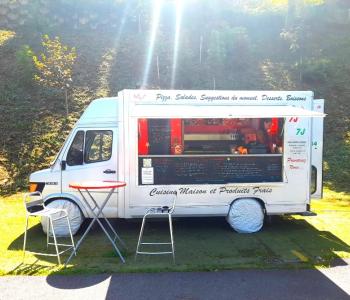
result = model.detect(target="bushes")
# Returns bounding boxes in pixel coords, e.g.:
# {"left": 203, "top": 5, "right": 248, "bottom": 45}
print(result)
{"left": 15, "top": 45, "right": 35, "bottom": 87}
{"left": 302, "top": 58, "right": 331, "bottom": 85}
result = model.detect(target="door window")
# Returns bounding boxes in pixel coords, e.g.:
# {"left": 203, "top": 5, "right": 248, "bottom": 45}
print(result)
{"left": 311, "top": 165, "right": 317, "bottom": 195}
{"left": 84, "top": 130, "right": 113, "bottom": 163}
{"left": 66, "top": 131, "right": 84, "bottom": 166}
{"left": 66, "top": 130, "right": 113, "bottom": 166}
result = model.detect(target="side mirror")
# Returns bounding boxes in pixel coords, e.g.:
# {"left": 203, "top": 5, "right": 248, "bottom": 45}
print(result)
{"left": 61, "top": 160, "right": 67, "bottom": 171}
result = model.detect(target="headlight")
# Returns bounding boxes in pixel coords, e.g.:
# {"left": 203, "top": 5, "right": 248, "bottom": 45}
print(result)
{"left": 29, "top": 182, "right": 45, "bottom": 192}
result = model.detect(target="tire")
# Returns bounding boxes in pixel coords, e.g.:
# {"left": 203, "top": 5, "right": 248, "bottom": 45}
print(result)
{"left": 226, "top": 198, "right": 264, "bottom": 233}
{"left": 41, "top": 199, "right": 84, "bottom": 237}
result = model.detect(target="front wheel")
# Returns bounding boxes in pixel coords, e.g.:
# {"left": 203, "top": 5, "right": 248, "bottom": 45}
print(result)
{"left": 226, "top": 198, "right": 264, "bottom": 233}
{"left": 41, "top": 199, "right": 84, "bottom": 237}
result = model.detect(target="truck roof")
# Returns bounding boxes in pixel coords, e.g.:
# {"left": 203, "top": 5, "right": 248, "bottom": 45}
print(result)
{"left": 77, "top": 97, "right": 119, "bottom": 126}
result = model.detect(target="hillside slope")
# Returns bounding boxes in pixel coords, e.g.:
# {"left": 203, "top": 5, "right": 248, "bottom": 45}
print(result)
{"left": 0, "top": 0, "right": 349, "bottom": 194}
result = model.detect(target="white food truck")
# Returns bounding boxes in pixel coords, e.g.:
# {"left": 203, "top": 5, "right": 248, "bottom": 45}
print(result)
{"left": 29, "top": 90, "right": 325, "bottom": 233}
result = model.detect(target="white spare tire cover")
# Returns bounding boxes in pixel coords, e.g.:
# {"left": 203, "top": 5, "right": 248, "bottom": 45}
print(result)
{"left": 227, "top": 198, "right": 264, "bottom": 233}
{"left": 41, "top": 199, "right": 84, "bottom": 237}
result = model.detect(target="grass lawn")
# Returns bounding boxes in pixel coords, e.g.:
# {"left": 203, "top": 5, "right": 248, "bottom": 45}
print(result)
{"left": 0, "top": 188, "right": 349, "bottom": 276}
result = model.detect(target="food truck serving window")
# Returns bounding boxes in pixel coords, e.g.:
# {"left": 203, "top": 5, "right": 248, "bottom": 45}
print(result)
{"left": 138, "top": 118, "right": 284, "bottom": 185}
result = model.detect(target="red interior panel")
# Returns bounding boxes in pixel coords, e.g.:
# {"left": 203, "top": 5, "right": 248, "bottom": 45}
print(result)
{"left": 138, "top": 119, "right": 149, "bottom": 155}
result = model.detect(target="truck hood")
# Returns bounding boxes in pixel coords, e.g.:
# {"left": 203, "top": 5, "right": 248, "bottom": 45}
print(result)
{"left": 29, "top": 168, "right": 52, "bottom": 182}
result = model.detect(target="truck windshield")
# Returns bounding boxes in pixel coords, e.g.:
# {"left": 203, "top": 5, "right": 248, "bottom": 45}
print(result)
{"left": 50, "top": 133, "right": 71, "bottom": 168}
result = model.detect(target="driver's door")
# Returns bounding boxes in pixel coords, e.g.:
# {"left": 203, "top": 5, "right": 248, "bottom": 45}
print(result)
{"left": 61, "top": 127, "right": 118, "bottom": 217}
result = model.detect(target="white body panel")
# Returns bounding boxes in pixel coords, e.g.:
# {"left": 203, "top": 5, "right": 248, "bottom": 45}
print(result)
{"left": 311, "top": 99, "right": 325, "bottom": 199}
{"left": 30, "top": 90, "right": 325, "bottom": 218}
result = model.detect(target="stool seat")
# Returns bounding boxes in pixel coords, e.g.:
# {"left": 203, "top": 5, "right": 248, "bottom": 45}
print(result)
{"left": 28, "top": 207, "right": 66, "bottom": 217}
{"left": 147, "top": 206, "right": 171, "bottom": 214}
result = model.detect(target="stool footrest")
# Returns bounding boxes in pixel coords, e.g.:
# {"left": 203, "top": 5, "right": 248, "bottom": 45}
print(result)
{"left": 136, "top": 251, "right": 173, "bottom": 255}
{"left": 141, "top": 242, "right": 171, "bottom": 245}
{"left": 48, "top": 242, "right": 75, "bottom": 248}
{"left": 25, "top": 247, "right": 74, "bottom": 256}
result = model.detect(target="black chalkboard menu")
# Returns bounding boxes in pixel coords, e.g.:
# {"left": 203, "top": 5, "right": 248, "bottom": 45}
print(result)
{"left": 148, "top": 119, "right": 171, "bottom": 154}
{"left": 139, "top": 155, "right": 283, "bottom": 185}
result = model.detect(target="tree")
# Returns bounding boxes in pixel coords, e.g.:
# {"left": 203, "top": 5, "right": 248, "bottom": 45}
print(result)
{"left": 33, "top": 35, "right": 77, "bottom": 118}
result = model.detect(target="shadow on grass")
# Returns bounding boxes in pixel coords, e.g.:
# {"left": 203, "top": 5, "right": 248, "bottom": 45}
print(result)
{"left": 7, "top": 216, "right": 350, "bottom": 278}
{"left": 6, "top": 261, "right": 57, "bottom": 276}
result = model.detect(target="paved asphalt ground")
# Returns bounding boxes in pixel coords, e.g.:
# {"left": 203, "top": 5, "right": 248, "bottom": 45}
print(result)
{"left": 0, "top": 263, "right": 349, "bottom": 300}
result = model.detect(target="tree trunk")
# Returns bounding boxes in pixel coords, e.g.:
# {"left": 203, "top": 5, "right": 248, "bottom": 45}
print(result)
{"left": 199, "top": 35, "right": 203, "bottom": 65}
{"left": 64, "top": 89, "right": 69, "bottom": 118}
{"left": 156, "top": 55, "right": 160, "bottom": 87}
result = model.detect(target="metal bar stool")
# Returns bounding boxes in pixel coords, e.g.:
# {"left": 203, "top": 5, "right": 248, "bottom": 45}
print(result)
{"left": 135, "top": 196, "right": 176, "bottom": 263}
{"left": 23, "top": 192, "right": 76, "bottom": 264}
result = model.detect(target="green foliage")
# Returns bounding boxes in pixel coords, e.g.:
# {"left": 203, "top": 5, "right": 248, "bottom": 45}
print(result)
{"left": 271, "top": 0, "right": 324, "bottom": 5}
{"left": 207, "top": 26, "right": 250, "bottom": 67}
{"left": 33, "top": 35, "right": 77, "bottom": 117}
{"left": 302, "top": 58, "right": 331, "bottom": 84}
{"left": 324, "top": 140, "right": 350, "bottom": 192}
{"left": 280, "top": 26, "right": 301, "bottom": 52}
{"left": 0, "top": 30, "right": 16, "bottom": 46}
{"left": 33, "top": 35, "right": 76, "bottom": 90}
{"left": 243, "top": 0, "right": 325, "bottom": 14}
{"left": 15, "top": 45, "right": 35, "bottom": 86}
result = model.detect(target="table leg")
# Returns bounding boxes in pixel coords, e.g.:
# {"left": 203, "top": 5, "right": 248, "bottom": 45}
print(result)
{"left": 86, "top": 190, "right": 127, "bottom": 249}
{"left": 65, "top": 188, "right": 125, "bottom": 266}
{"left": 93, "top": 215, "right": 125, "bottom": 263}
{"left": 87, "top": 189, "right": 125, "bottom": 263}
{"left": 64, "top": 210, "right": 98, "bottom": 266}
{"left": 85, "top": 188, "right": 126, "bottom": 262}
